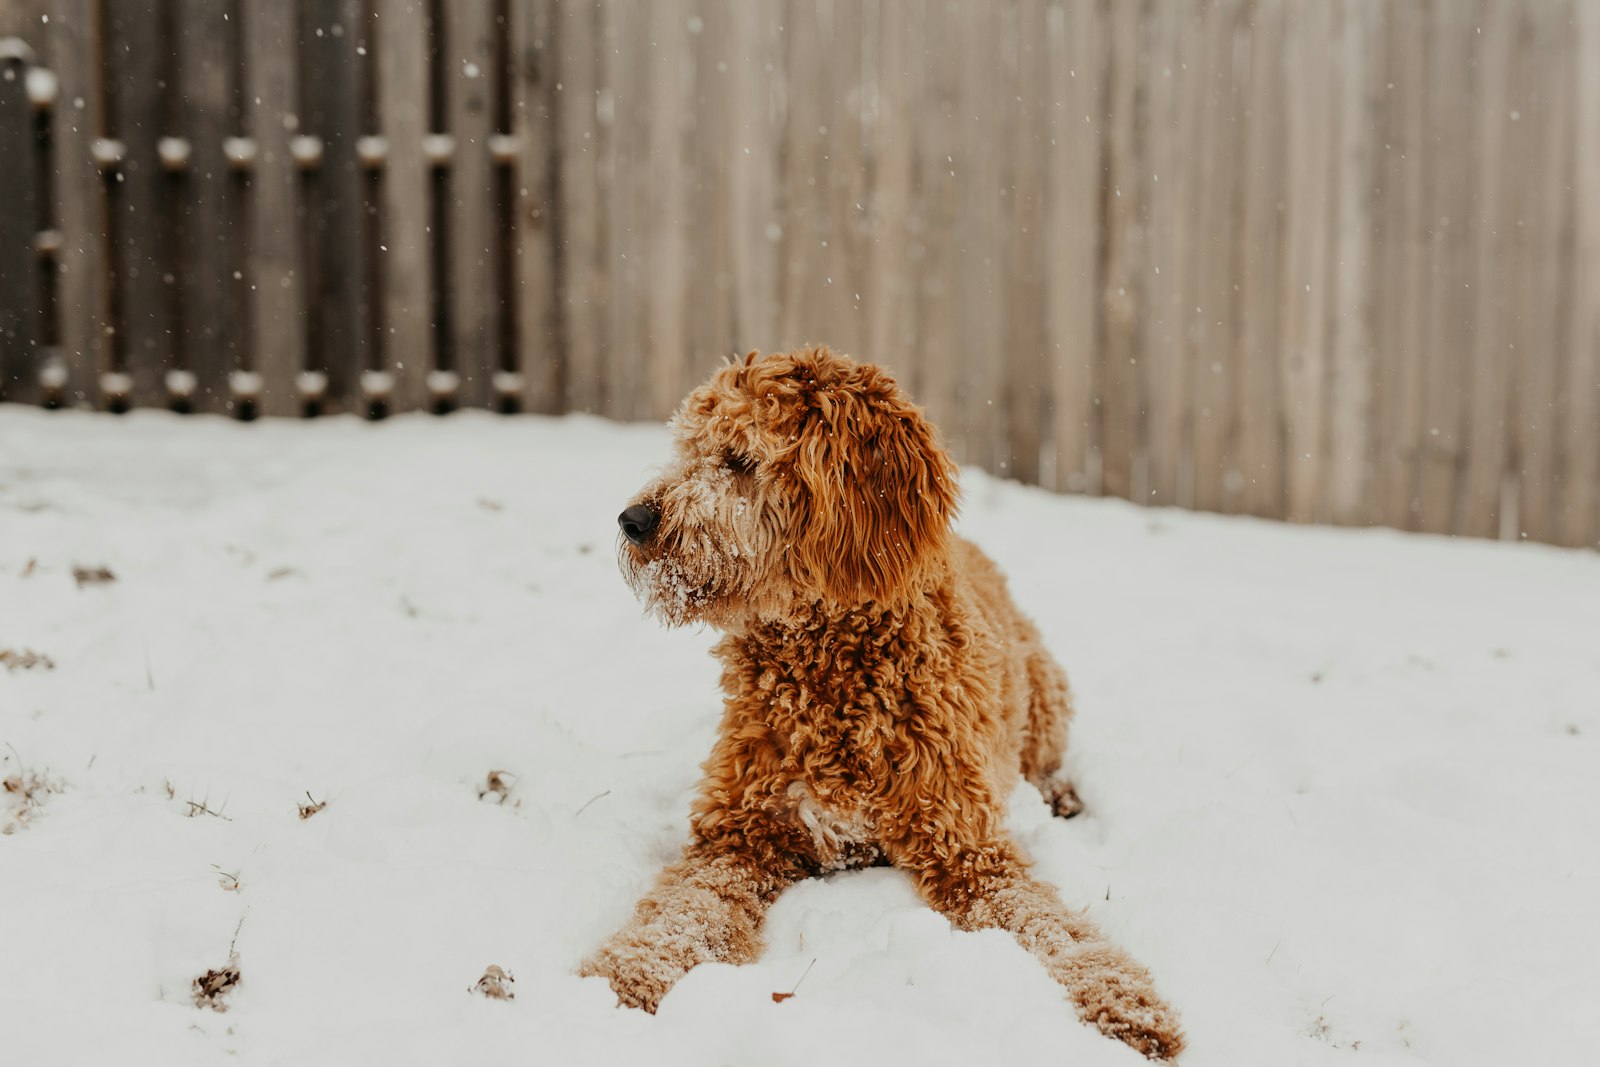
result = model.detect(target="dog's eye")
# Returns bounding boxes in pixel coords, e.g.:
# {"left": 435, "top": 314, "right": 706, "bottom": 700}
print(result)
{"left": 724, "top": 451, "right": 756, "bottom": 477}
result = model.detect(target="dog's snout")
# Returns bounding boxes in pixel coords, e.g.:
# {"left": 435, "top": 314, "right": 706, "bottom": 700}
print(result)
{"left": 618, "top": 504, "right": 660, "bottom": 545}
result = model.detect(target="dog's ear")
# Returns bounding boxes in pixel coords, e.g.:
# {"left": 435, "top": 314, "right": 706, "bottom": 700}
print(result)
{"left": 788, "top": 369, "right": 960, "bottom": 605}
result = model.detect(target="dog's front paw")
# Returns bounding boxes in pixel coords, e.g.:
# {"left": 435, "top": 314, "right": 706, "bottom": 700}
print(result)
{"left": 578, "top": 941, "right": 673, "bottom": 1013}
{"left": 1042, "top": 777, "right": 1085, "bottom": 819}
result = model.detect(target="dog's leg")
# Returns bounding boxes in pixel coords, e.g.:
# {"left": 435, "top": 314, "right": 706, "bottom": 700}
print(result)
{"left": 578, "top": 844, "right": 802, "bottom": 1013}
{"left": 1018, "top": 648, "right": 1085, "bottom": 818}
{"left": 891, "top": 834, "right": 1184, "bottom": 1061}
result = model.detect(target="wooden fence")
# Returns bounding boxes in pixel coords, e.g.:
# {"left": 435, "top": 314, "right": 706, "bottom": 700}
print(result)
{"left": 1, "top": 0, "right": 1597, "bottom": 549}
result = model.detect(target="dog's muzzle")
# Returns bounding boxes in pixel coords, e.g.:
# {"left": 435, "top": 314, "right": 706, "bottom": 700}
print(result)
{"left": 618, "top": 504, "right": 660, "bottom": 545}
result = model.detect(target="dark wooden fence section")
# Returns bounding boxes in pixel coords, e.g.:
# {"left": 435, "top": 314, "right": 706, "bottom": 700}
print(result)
{"left": 1, "top": 0, "right": 1598, "bottom": 550}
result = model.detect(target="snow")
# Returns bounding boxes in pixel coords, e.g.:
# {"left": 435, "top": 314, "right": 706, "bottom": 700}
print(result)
{"left": 1, "top": 404, "right": 1597, "bottom": 1066}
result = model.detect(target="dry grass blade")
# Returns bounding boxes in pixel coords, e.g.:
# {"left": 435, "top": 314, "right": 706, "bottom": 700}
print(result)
{"left": 2, "top": 747, "right": 63, "bottom": 834}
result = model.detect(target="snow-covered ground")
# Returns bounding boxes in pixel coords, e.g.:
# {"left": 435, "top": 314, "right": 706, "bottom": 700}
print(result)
{"left": 1, "top": 405, "right": 1596, "bottom": 1066}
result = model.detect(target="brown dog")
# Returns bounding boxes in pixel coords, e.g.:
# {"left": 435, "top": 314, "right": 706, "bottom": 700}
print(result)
{"left": 582, "top": 347, "right": 1183, "bottom": 1059}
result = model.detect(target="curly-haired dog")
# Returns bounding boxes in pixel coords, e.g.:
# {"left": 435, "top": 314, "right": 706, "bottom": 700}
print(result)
{"left": 582, "top": 346, "right": 1184, "bottom": 1059}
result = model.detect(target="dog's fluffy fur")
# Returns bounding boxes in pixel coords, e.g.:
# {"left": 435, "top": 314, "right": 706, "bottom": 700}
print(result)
{"left": 582, "top": 347, "right": 1183, "bottom": 1059}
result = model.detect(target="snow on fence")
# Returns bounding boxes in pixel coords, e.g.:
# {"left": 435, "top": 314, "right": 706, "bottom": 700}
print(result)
{"left": 0, "top": 0, "right": 1596, "bottom": 550}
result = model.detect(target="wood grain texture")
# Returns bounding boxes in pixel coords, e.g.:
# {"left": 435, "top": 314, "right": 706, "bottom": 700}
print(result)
{"left": 13, "top": 1, "right": 1600, "bottom": 551}
{"left": 375, "top": 0, "right": 432, "bottom": 412}
{"left": 0, "top": 44, "right": 42, "bottom": 404}
{"left": 172, "top": 0, "right": 235, "bottom": 413}
{"left": 47, "top": 0, "right": 110, "bottom": 407}
{"left": 443, "top": 0, "right": 499, "bottom": 409}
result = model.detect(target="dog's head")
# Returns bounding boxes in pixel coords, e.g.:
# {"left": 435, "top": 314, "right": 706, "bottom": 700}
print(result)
{"left": 617, "top": 346, "right": 960, "bottom": 628}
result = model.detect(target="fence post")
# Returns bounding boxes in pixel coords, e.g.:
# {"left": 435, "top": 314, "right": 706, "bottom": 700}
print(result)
{"left": 0, "top": 38, "right": 43, "bottom": 406}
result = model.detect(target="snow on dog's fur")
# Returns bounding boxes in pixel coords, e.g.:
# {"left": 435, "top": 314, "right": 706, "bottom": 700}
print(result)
{"left": 584, "top": 347, "right": 1183, "bottom": 1060}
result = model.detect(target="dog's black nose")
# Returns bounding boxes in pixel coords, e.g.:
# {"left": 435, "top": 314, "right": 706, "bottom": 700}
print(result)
{"left": 618, "top": 504, "right": 660, "bottom": 545}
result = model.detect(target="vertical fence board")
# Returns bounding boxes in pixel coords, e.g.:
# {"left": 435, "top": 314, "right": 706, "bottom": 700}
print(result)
{"left": 955, "top": 0, "right": 1006, "bottom": 473}
{"left": 865, "top": 0, "right": 914, "bottom": 379}
{"left": 1564, "top": 1, "right": 1600, "bottom": 549}
{"left": 443, "top": 0, "right": 499, "bottom": 409}
{"left": 1372, "top": 1, "right": 1428, "bottom": 530}
{"left": 1098, "top": 0, "right": 1144, "bottom": 501}
{"left": 105, "top": 0, "right": 171, "bottom": 409}
{"left": 509, "top": 0, "right": 561, "bottom": 413}
{"left": 1462, "top": 0, "right": 1516, "bottom": 539}
{"left": 776, "top": 6, "right": 822, "bottom": 355}
{"left": 1044, "top": 0, "right": 1104, "bottom": 493}
{"left": 641, "top": 0, "right": 691, "bottom": 418}
{"left": 1280, "top": 0, "right": 1336, "bottom": 524}
{"left": 1187, "top": 0, "right": 1244, "bottom": 514}
{"left": 725, "top": 0, "right": 782, "bottom": 357}
{"left": 1003, "top": 0, "right": 1048, "bottom": 486}
{"left": 1509, "top": 1, "right": 1574, "bottom": 543}
{"left": 302, "top": 0, "right": 369, "bottom": 411}
{"left": 240, "top": 0, "right": 303, "bottom": 416}
{"left": 172, "top": 0, "right": 235, "bottom": 413}
{"left": 375, "top": 0, "right": 431, "bottom": 413}
{"left": 1141, "top": 0, "right": 1189, "bottom": 508}
{"left": 682, "top": 1, "right": 735, "bottom": 389}
{"left": 0, "top": 43, "right": 42, "bottom": 404}
{"left": 1324, "top": 0, "right": 1377, "bottom": 527}
{"left": 553, "top": 0, "right": 605, "bottom": 413}
{"left": 824, "top": 1, "right": 869, "bottom": 362}
{"left": 0, "top": 44, "right": 42, "bottom": 405}
{"left": 48, "top": 0, "right": 109, "bottom": 407}
{"left": 910, "top": 6, "right": 960, "bottom": 440}
{"left": 1235, "top": 0, "right": 1286, "bottom": 519}
{"left": 1413, "top": 1, "right": 1475, "bottom": 534}
{"left": 597, "top": 0, "right": 644, "bottom": 417}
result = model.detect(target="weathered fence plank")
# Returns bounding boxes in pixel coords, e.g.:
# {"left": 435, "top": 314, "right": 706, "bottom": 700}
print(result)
{"left": 1509, "top": 0, "right": 1575, "bottom": 544}
{"left": 640, "top": 0, "right": 691, "bottom": 420}
{"left": 909, "top": 6, "right": 960, "bottom": 447}
{"left": 301, "top": 0, "right": 369, "bottom": 413}
{"left": 1324, "top": 0, "right": 1377, "bottom": 528}
{"left": 1235, "top": 0, "right": 1287, "bottom": 520}
{"left": 0, "top": 40, "right": 42, "bottom": 405}
{"left": 104, "top": 0, "right": 171, "bottom": 409}
{"left": 864, "top": 0, "right": 914, "bottom": 391}
{"left": 1187, "top": 0, "right": 1244, "bottom": 516}
{"left": 1098, "top": 0, "right": 1143, "bottom": 503}
{"left": 1371, "top": 0, "right": 1428, "bottom": 531}
{"left": 1461, "top": 0, "right": 1517, "bottom": 540}
{"left": 172, "top": 0, "right": 235, "bottom": 413}
{"left": 681, "top": 0, "right": 735, "bottom": 394}
{"left": 1281, "top": 0, "right": 1335, "bottom": 525}
{"left": 1003, "top": 0, "right": 1048, "bottom": 487}
{"left": 1043, "top": 0, "right": 1104, "bottom": 495}
{"left": 508, "top": 0, "right": 561, "bottom": 414}
{"left": 374, "top": 0, "right": 432, "bottom": 414}
{"left": 1141, "top": 0, "right": 1191, "bottom": 510}
{"left": 724, "top": 0, "right": 783, "bottom": 363}
{"left": 1412, "top": 1, "right": 1473, "bottom": 535}
{"left": 551, "top": 0, "right": 604, "bottom": 414}
{"left": 1564, "top": 1, "right": 1600, "bottom": 549}
{"left": 444, "top": 0, "right": 499, "bottom": 411}
{"left": 240, "top": 0, "right": 303, "bottom": 417}
{"left": 47, "top": 0, "right": 109, "bottom": 407}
